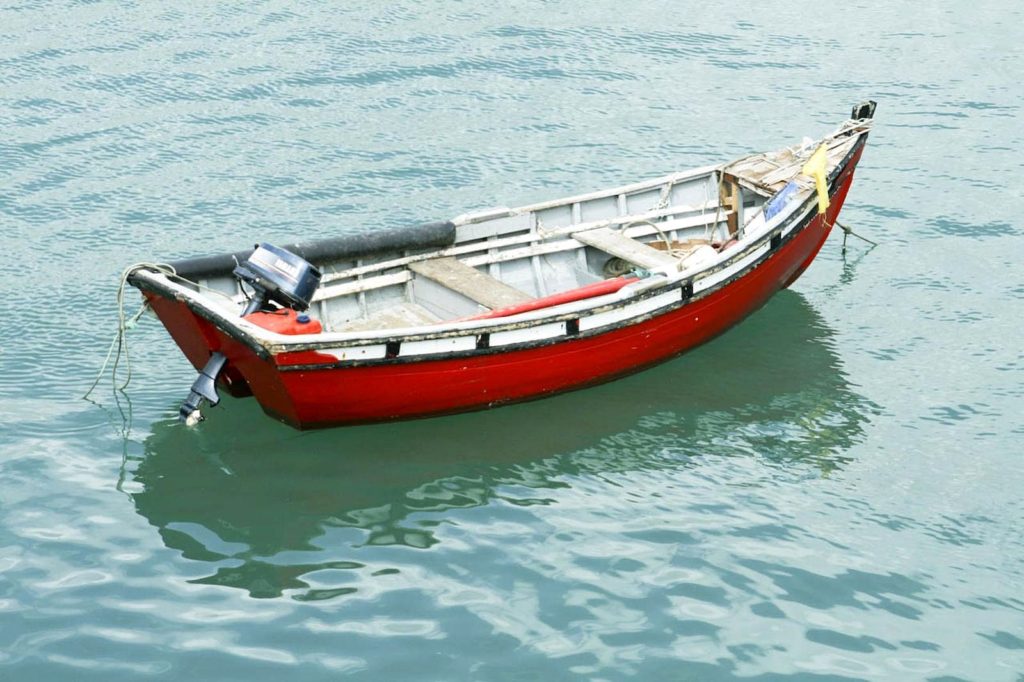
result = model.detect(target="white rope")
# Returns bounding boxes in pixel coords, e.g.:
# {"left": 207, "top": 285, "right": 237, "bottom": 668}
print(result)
{"left": 82, "top": 262, "right": 176, "bottom": 400}
{"left": 625, "top": 220, "right": 681, "bottom": 258}
{"left": 704, "top": 170, "right": 727, "bottom": 243}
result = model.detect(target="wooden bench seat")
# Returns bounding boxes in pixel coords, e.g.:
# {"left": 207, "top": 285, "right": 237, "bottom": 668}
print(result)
{"left": 573, "top": 228, "right": 679, "bottom": 271}
{"left": 409, "top": 257, "right": 533, "bottom": 310}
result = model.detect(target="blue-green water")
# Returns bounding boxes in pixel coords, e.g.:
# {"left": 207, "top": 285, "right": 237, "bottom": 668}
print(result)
{"left": 2, "top": 2, "right": 1023, "bottom": 679}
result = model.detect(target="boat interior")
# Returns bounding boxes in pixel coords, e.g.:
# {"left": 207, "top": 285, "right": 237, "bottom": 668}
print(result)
{"left": 171, "top": 130, "right": 861, "bottom": 335}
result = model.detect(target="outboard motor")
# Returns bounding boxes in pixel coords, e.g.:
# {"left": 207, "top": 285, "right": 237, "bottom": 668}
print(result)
{"left": 180, "top": 243, "right": 322, "bottom": 425}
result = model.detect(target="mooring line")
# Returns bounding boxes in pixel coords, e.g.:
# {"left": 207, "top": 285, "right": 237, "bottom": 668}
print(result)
{"left": 82, "top": 263, "right": 175, "bottom": 400}
{"left": 835, "top": 219, "right": 878, "bottom": 252}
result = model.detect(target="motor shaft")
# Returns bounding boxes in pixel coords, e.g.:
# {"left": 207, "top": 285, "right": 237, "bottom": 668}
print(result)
{"left": 179, "top": 351, "right": 229, "bottom": 424}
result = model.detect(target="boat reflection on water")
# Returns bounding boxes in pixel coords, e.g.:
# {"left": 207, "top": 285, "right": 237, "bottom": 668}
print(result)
{"left": 130, "top": 291, "right": 876, "bottom": 598}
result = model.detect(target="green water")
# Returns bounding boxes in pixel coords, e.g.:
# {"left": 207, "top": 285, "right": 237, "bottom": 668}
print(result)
{"left": 2, "top": 2, "right": 1022, "bottom": 680}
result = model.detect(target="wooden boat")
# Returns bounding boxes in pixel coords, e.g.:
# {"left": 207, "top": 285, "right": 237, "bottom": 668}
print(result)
{"left": 128, "top": 102, "right": 876, "bottom": 429}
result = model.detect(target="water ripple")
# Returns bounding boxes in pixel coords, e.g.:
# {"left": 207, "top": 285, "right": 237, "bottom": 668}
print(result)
{"left": 2, "top": 1, "right": 1024, "bottom": 679}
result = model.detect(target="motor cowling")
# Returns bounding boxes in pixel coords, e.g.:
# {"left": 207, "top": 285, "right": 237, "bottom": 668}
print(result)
{"left": 233, "top": 243, "right": 322, "bottom": 312}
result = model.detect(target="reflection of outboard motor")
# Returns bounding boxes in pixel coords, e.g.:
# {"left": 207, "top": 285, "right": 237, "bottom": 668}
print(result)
{"left": 180, "top": 243, "right": 322, "bottom": 425}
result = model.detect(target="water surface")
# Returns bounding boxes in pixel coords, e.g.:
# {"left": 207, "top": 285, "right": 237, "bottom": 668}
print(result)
{"left": 2, "top": 2, "right": 1023, "bottom": 680}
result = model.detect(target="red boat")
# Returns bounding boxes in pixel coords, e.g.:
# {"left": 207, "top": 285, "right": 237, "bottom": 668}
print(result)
{"left": 128, "top": 102, "right": 876, "bottom": 429}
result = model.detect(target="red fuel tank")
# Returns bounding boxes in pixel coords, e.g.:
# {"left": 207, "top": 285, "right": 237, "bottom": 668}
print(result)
{"left": 244, "top": 308, "right": 323, "bottom": 335}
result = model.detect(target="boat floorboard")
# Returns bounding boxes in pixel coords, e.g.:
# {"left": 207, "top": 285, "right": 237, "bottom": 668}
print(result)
{"left": 333, "top": 302, "right": 442, "bottom": 332}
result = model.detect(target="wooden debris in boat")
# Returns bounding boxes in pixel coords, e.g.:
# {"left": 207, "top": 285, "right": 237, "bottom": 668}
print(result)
{"left": 649, "top": 239, "right": 712, "bottom": 256}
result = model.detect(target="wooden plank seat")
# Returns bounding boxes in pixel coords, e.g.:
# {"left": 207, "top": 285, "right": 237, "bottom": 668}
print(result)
{"left": 409, "top": 256, "right": 533, "bottom": 310}
{"left": 573, "top": 227, "right": 679, "bottom": 271}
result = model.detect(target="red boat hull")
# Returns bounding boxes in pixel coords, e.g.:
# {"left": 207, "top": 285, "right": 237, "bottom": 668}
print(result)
{"left": 144, "top": 145, "right": 864, "bottom": 429}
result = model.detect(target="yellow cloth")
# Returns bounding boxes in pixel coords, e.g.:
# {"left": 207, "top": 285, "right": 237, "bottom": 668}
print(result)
{"left": 801, "top": 144, "right": 831, "bottom": 215}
